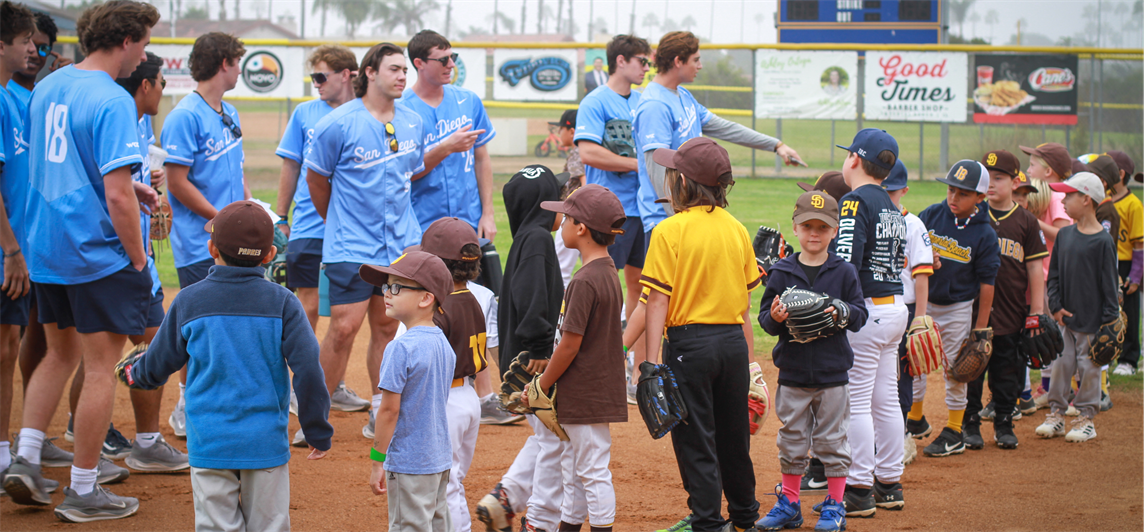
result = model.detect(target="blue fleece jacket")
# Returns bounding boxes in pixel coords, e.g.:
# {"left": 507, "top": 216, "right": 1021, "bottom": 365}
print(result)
{"left": 129, "top": 266, "right": 333, "bottom": 470}
{"left": 918, "top": 200, "right": 1001, "bottom": 306}
{"left": 758, "top": 252, "right": 869, "bottom": 387}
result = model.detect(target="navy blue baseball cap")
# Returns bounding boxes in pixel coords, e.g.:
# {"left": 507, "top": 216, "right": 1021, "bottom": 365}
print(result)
{"left": 882, "top": 159, "right": 909, "bottom": 191}
{"left": 937, "top": 160, "right": 990, "bottom": 194}
{"left": 836, "top": 128, "right": 899, "bottom": 170}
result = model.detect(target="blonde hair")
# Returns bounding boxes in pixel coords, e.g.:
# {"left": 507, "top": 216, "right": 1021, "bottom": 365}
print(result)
{"left": 1025, "top": 177, "right": 1052, "bottom": 218}
{"left": 1031, "top": 155, "right": 1070, "bottom": 179}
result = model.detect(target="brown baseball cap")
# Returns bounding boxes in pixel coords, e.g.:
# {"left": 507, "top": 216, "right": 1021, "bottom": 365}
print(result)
{"left": 792, "top": 190, "right": 839, "bottom": 228}
{"left": 982, "top": 149, "right": 1020, "bottom": 178}
{"left": 420, "top": 217, "right": 480, "bottom": 262}
{"left": 358, "top": 251, "right": 454, "bottom": 311}
{"left": 1013, "top": 171, "right": 1037, "bottom": 192}
{"left": 797, "top": 171, "right": 851, "bottom": 204}
{"left": 652, "top": 137, "right": 732, "bottom": 187}
{"left": 1106, "top": 150, "right": 1135, "bottom": 182}
{"left": 541, "top": 183, "right": 626, "bottom": 234}
{"left": 1085, "top": 154, "right": 1121, "bottom": 191}
{"left": 204, "top": 200, "right": 274, "bottom": 261}
{"left": 1020, "top": 143, "right": 1072, "bottom": 179}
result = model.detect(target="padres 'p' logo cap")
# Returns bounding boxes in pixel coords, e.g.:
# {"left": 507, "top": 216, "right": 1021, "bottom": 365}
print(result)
{"left": 981, "top": 149, "right": 1019, "bottom": 178}
{"left": 793, "top": 190, "right": 839, "bottom": 228}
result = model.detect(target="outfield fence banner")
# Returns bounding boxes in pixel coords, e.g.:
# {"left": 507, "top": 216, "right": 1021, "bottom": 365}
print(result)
{"left": 754, "top": 50, "right": 858, "bottom": 120}
{"left": 972, "top": 53, "right": 1079, "bottom": 125}
{"left": 493, "top": 49, "right": 579, "bottom": 101}
{"left": 349, "top": 46, "right": 488, "bottom": 100}
{"left": 152, "top": 44, "right": 308, "bottom": 99}
{"left": 864, "top": 51, "right": 968, "bottom": 123}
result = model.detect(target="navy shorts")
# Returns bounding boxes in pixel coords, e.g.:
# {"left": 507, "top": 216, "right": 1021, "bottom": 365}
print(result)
{"left": 36, "top": 264, "right": 151, "bottom": 336}
{"left": 1, "top": 283, "right": 33, "bottom": 326}
{"left": 176, "top": 258, "right": 213, "bottom": 289}
{"left": 608, "top": 216, "right": 646, "bottom": 269}
{"left": 286, "top": 238, "right": 323, "bottom": 289}
{"left": 324, "top": 262, "right": 383, "bottom": 306}
{"left": 145, "top": 286, "right": 166, "bottom": 329}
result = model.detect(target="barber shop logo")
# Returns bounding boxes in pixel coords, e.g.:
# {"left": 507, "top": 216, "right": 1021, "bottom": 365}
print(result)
{"left": 242, "top": 51, "right": 283, "bottom": 93}
{"left": 499, "top": 57, "right": 572, "bottom": 92}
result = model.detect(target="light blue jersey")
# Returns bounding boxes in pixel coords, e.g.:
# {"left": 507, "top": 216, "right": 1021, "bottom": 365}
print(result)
{"left": 133, "top": 115, "right": 161, "bottom": 295}
{"left": 25, "top": 66, "right": 144, "bottom": 285}
{"left": 303, "top": 99, "right": 425, "bottom": 266}
{"left": 0, "top": 87, "right": 30, "bottom": 282}
{"left": 400, "top": 85, "right": 496, "bottom": 232}
{"left": 161, "top": 93, "right": 246, "bottom": 268}
{"left": 275, "top": 99, "right": 333, "bottom": 242}
{"left": 633, "top": 82, "right": 712, "bottom": 232}
{"left": 6, "top": 80, "right": 30, "bottom": 116}
{"left": 376, "top": 325, "right": 454, "bottom": 475}
{"left": 574, "top": 85, "right": 641, "bottom": 216}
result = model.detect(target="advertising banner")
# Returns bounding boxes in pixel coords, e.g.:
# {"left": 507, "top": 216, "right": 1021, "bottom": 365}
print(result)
{"left": 754, "top": 51, "right": 858, "bottom": 120}
{"left": 350, "top": 47, "right": 487, "bottom": 100}
{"left": 493, "top": 49, "right": 578, "bottom": 101}
{"left": 150, "top": 44, "right": 307, "bottom": 99}
{"left": 864, "top": 51, "right": 968, "bottom": 123}
{"left": 972, "top": 54, "right": 1079, "bottom": 125}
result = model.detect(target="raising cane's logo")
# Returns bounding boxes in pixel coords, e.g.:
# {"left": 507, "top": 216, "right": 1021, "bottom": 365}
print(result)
{"left": 499, "top": 57, "right": 572, "bottom": 92}
{"left": 242, "top": 51, "right": 283, "bottom": 93}
{"left": 875, "top": 54, "right": 955, "bottom": 103}
{"left": 1027, "top": 67, "right": 1075, "bottom": 92}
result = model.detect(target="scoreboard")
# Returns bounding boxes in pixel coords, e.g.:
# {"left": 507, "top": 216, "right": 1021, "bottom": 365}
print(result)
{"left": 777, "top": 0, "right": 944, "bottom": 44}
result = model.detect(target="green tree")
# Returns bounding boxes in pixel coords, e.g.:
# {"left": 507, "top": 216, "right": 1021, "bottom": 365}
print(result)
{"left": 641, "top": 12, "right": 659, "bottom": 37}
{"left": 949, "top": 0, "right": 975, "bottom": 38}
{"left": 311, "top": 0, "right": 333, "bottom": 37}
{"left": 184, "top": 3, "right": 208, "bottom": 19}
{"left": 984, "top": 9, "right": 999, "bottom": 44}
{"left": 682, "top": 15, "right": 698, "bottom": 33}
{"left": 337, "top": 0, "right": 383, "bottom": 38}
{"left": 378, "top": 0, "right": 439, "bottom": 35}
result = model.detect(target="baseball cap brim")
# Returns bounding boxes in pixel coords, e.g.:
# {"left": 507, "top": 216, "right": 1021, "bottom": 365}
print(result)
{"left": 793, "top": 212, "right": 838, "bottom": 228}
{"left": 539, "top": 200, "right": 569, "bottom": 213}
{"left": 548, "top": 121, "right": 561, "bottom": 126}
{"left": 358, "top": 264, "right": 395, "bottom": 288}
{"left": 652, "top": 148, "right": 679, "bottom": 169}
{"left": 554, "top": 171, "right": 571, "bottom": 189}
{"left": 1018, "top": 145, "right": 1039, "bottom": 157}
{"left": 797, "top": 182, "right": 815, "bottom": 192}
{"left": 1048, "top": 182, "right": 1078, "bottom": 194}
{"left": 1136, "top": 173, "right": 1143, "bottom": 183}
{"left": 935, "top": 177, "right": 982, "bottom": 192}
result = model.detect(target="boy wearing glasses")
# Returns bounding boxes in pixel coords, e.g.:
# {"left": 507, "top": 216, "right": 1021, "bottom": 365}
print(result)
{"left": 304, "top": 42, "right": 426, "bottom": 443}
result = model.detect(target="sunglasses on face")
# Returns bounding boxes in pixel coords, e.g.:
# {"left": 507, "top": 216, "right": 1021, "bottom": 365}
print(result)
{"left": 311, "top": 71, "right": 334, "bottom": 84}
{"left": 220, "top": 112, "right": 242, "bottom": 139}
{"left": 381, "top": 283, "right": 427, "bottom": 296}
{"left": 384, "top": 122, "right": 398, "bottom": 152}
{"left": 36, "top": 43, "right": 51, "bottom": 57}
{"left": 636, "top": 56, "right": 651, "bottom": 68}
{"left": 149, "top": 78, "right": 166, "bottom": 89}
{"left": 427, "top": 53, "right": 459, "bottom": 68}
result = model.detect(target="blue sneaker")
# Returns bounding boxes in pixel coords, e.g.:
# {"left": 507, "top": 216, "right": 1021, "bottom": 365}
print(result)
{"left": 814, "top": 496, "right": 847, "bottom": 532}
{"left": 756, "top": 487, "right": 803, "bottom": 531}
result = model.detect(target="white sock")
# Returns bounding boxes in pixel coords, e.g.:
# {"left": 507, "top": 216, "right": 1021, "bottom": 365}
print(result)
{"left": 371, "top": 394, "right": 382, "bottom": 413}
{"left": 179, "top": 382, "right": 186, "bottom": 401}
{"left": 70, "top": 465, "right": 99, "bottom": 496}
{"left": 135, "top": 432, "right": 160, "bottom": 448}
{"left": 16, "top": 428, "right": 45, "bottom": 465}
{"left": 0, "top": 441, "right": 10, "bottom": 470}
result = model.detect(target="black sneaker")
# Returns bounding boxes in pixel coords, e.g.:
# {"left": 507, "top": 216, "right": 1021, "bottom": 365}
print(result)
{"left": 873, "top": 481, "right": 904, "bottom": 510}
{"left": 923, "top": 427, "right": 966, "bottom": 457}
{"left": 817, "top": 485, "right": 876, "bottom": 518}
{"left": 963, "top": 424, "right": 984, "bottom": 450}
{"left": 906, "top": 416, "right": 932, "bottom": 440}
{"left": 800, "top": 459, "right": 828, "bottom": 493}
{"left": 101, "top": 424, "right": 132, "bottom": 461}
{"left": 995, "top": 423, "right": 1019, "bottom": 449}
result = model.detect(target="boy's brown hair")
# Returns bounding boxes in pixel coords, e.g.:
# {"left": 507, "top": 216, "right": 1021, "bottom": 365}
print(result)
{"left": 655, "top": 31, "right": 699, "bottom": 74}
{"left": 189, "top": 32, "right": 246, "bottom": 81}
{"left": 441, "top": 243, "right": 482, "bottom": 283}
{"left": 860, "top": 151, "right": 896, "bottom": 180}
{"left": 0, "top": 1, "right": 36, "bottom": 45}
{"left": 353, "top": 42, "right": 403, "bottom": 98}
{"left": 570, "top": 217, "right": 623, "bottom": 246}
{"left": 407, "top": 30, "right": 451, "bottom": 69}
{"left": 75, "top": 0, "right": 159, "bottom": 55}
{"left": 665, "top": 167, "right": 733, "bottom": 213}
{"left": 309, "top": 44, "right": 358, "bottom": 74}
{"left": 607, "top": 34, "right": 651, "bottom": 74}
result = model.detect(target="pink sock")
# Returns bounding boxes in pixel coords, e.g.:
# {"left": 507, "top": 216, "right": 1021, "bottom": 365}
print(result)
{"left": 827, "top": 477, "right": 846, "bottom": 502}
{"left": 781, "top": 474, "right": 801, "bottom": 503}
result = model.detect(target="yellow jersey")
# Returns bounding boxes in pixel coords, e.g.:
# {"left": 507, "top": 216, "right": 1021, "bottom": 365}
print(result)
{"left": 1114, "top": 192, "right": 1143, "bottom": 260}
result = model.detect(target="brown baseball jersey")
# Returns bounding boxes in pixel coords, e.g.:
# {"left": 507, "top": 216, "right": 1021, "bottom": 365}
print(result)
{"left": 1096, "top": 198, "right": 1121, "bottom": 244}
{"left": 987, "top": 204, "right": 1049, "bottom": 335}
{"left": 552, "top": 257, "right": 627, "bottom": 425}
{"left": 434, "top": 289, "right": 488, "bottom": 381}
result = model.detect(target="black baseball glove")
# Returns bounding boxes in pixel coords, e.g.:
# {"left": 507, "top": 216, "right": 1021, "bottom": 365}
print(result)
{"left": 1090, "top": 312, "right": 1127, "bottom": 366}
{"left": 499, "top": 351, "right": 534, "bottom": 415}
{"left": 636, "top": 361, "right": 688, "bottom": 439}
{"left": 1021, "top": 314, "right": 1063, "bottom": 369}
{"left": 779, "top": 287, "right": 850, "bottom": 343}
{"left": 753, "top": 226, "right": 790, "bottom": 285}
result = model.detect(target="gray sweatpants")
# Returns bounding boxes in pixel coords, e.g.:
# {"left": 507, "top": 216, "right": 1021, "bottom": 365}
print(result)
{"left": 387, "top": 469, "right": 452, "bottom": 532}
{"left": 774, "top": 385, "right": 852, "bottom": 477}
{"left": 1049, "top": 327, "right": 1101, "bottom": 419}
{"left": 190, "top": 464, "right": 290, "bottom": 532}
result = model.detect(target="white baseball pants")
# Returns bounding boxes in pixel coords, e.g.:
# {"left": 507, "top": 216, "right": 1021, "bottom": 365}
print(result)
{"left": 912, "top": 301, "right": 973, "bottom": 410}
{"left": 447, "top": 383, "right": 481, "bottom": 532}
{"left": 846, "top": 297, "right": 908, "bottom": 487}
{"left": 559, "top": 424, "right": 615, "bottom": 528}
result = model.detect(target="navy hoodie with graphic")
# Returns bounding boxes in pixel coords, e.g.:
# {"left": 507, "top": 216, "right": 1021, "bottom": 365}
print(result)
{"left": 758, "top": 252, "right": 869, "bottom": 387}
{"left": 918, "top": 200, "right": 1001, "bottom": 306}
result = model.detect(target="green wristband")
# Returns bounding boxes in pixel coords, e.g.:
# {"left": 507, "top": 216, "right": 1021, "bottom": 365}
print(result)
{"left": 370, "top": 448, "right": 386, "bottom": 463}
{"left": 623, "top": 345, "right": 629, "bottom": 354}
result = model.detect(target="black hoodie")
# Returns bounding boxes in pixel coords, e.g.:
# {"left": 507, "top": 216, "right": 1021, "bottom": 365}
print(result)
{"left": 498, "top": 165, "right": 564, "bottom": 370}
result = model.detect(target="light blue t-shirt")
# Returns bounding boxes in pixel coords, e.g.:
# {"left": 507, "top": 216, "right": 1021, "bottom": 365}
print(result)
{"left": 6, "top": 80, "right": 31, "bottom": 116}
{"left": 0, "top": 87, "right": 30, "bottom": 282}
{"left": 633, "top": 82, "right": 712, "bottom": 232}
{"left": 25, "top": 66, "right": 144, "bottom": 285}
{"left": 376, "top": 325, "right": 454, "bottom": 475}
{"left": 132, "top": 115, "right": 161, "bottom": 295}
{"left": 400, "top": 85, "right": 496, "bottom": 232}
{"left": 161, "top": 93, "right": 246, "bottom": 268}
{"left": 575, "top": 86, "right": 642, "bottom": 216}
{"left": 303, "top": 99, "right": 425, "bottom": 266}
{"left": 276, "top": 99, "right": 333, "bottom": 242}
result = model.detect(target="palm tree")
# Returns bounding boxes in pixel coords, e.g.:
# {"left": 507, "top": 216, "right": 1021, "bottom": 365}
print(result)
{"left": 217, "top": 0, "right": 226, "bottom": 20}
{"left": 681, "top": 14, "right": 697, "bottom": 33}
{"left": 487, "top": 11, "right": 515, "bottom": 34}
{"left": 445, "top": 0, "right": 453, "bottom": 38}
{"left": 520, "top": 0, "right": 527, "bottom": 34}
{"left": 755, "top": 12, "right": 766, "bottom": 36}
{"left": 949, "top": 0, "right": 976, "bottom": 39}
{"left": 968, "top": 10, "right": 980, "bottom": 40}
{"left": 311, "top": 0, "right": 333, "bottom": 37}
{"left": 378, "top": 0, "right": 439, "bottom": 35}
{"left": 663, "top": 17, "right": 677, "bottom": 34}
{"left": 338, "top": 0, "right": 383, "bottom": 38}
{"left": 641, "top": 11, "right": 659, "bottom": 37}
{"left": 555, "top": 0, "right": 564, "bottom": 34}
{"left": 984, "top": 9, "right": 999, "bottom": 43}
{"left": 593, "top": 16, "right": 608, "bottom": 36}
{"left": 537, "top": 0, "right": 545, "bottom": 33}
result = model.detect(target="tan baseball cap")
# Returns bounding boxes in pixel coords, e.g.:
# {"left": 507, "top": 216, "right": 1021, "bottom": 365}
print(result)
{"left": 1049, "top": 172, "right": 1106, "bottom": 203}
{"left": 420, "top": 217, "right": 480, "bottom": 262}
{"left": 204, "top": 200, "right": 274, "bottom": 261}
{"left": 541, "top": 183, "right": 626, "bottom": 234}
{"left": 1020, "top": 143, "right": 1073, "bottom": 179}
{"left": 359, "top": 251, "right": 454, "bottom": 312}
{"left": 652, "top": 137, "right": 732, "bottom": 187}
{"left": 792, "top": 190, "right": 839, "bottom": 228}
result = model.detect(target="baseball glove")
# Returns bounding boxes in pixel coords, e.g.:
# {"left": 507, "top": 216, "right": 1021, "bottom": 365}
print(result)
{"left": 1090, "top": 311, "right": 1127, "bottom": 366}
{"left": 636, "top": 361, "right": 689, "bottom": 439}
{"left": 948, "top": 328, "right": 993, "bottom": 383}
{"left": 779, "top": 287, "right": 850, "bottom": 343}
{"left": 499, "top": 352, "right": 534, "bottom": 415}
{"left": 525, "top": 374, "right": 569, "bottom": 440}
{"left": 753, "top": 226, "right": 790, "bottom": 284}
{"left": 115, "top": 343, "right": 148, "bottom": 389}
{"left": 1021, "top": 314, "right": 1064, "bottom": 369}
{"left": 747, "top": 362, "right": 770, "bottom": 436}
{"left": 602, "top": 119, "right": 636, "bottom": 158}
{"left": 905, "top": 316, "right": 944, "bottom": 377}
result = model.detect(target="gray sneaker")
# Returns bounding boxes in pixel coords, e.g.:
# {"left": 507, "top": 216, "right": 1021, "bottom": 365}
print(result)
{"left": 41, "top": 438, "right": 74, "bottom": 468}
{"left": 363, "top": 408, "right": 376, "bottom": 439}
{"left": 291, "top": 428, "right": 307, "bottom": 448}
{"left": 54, "top": 485, "right": 139, "bottom": 523}
{"left": 2, "top": 456, "right": 53, "bottom": 505}
{"left": 98, "top": 458, "right": 130, "bottom": 485}
{"left": 0, "top": 465, "right": 59, "bottom": 497}
{"left": 169, "top": 396, "right": 187, "bottom": 438}
{"left": 627, "top": 382, "right": 638, "bottom": 406}
{"left": 331, "top": 381, "right": 370, "bottom": 412}
{"left": 125, "top": 436, "right": 190, "bottom": 472}
{"left": 479, "top": 395, "right": 524, "bottom": 425}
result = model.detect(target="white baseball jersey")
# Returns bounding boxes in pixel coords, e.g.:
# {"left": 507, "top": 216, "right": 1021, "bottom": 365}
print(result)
{"left": 899, "top": 211, "right": 935, "bottom": 305}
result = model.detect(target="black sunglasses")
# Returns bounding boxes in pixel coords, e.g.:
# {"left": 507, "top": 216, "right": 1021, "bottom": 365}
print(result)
{"left": 384, "top": 122, "right": 397, "bottom": 152}
{"left": 36, "top": 43, "right": 52, "bottom": 57}
{"left": 311, "top": 71, "right": 334, "bottom": 84}
{"left": 220, "top": 112, "right": 242, "bottom": 139}
{"left": 381, "top": 283, "right": 427, "bottom": 296}
{"left": 636, "top": 56, "right": 651, "bottom": 68}
{"left": 149, "top": 78, "right": 166, "bottom": 89}
{"left": 427, "top": 53, "right": 459, "bottom": 67}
